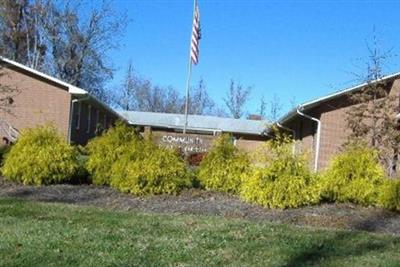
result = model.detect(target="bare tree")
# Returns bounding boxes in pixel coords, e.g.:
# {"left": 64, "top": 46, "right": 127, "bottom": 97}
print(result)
{"left": 258, "top": 95, "right": 267, "bottom": 119}
{"left": 114, "top": 73, "right": 221, "bottom": 116}
{"left": 163, "top": 86, "right": 184, "bottom": 113}
{"left": 43, "top": 0, "right": 127, "bottom": 102}
{"left": 120, "top": 76, "right": 184, "bottom": 114}
{"left": 257, "top": 94, "right": 283, "bottom": 121}
{"left": 0, "top": 0, "right": 127, "bottom": 103}
{"left": 0, "top": 0, "right": 28, "bottom": 61}
{"left": 223, "top": 80, "right": 251, "bottom": 119}
{"left": 268, "top": 94, "right": 283, "bottom": 121}
{"left": 24, "top": 0, "right": 50, "bottom": 70}
{"left": 346, "top": 33, "right": 400, "bottom": 175}
{"left": 114, "top": 61, "right": 137, "bottom": 111}
{"left": 0, "top": 0, "right": 47, "bottom": 69}
{"left": 188, "top": 79, "right": 216, "bottom": 115}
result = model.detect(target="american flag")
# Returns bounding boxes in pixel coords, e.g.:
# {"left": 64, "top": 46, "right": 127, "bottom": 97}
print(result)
{"left": 190, "top": 1, "right": 201, "bottom": 65}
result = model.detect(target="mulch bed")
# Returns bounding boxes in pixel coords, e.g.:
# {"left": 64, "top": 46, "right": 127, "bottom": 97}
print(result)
{"left": 1, "top": 176, "right": 399, "bottom": 235}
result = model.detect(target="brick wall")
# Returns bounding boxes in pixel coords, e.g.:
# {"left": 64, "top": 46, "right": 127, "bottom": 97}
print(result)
{"left": 0, "top": 63, "right": 120, "bottom": 145}
{"left": 235, "top": 139, "right": 265, "bottom": 153}
{"left": 285, "top": 78, "right": 400, "bottom": 170}
{"left": 0, "top": 65, "right": 71, "bottom": 139}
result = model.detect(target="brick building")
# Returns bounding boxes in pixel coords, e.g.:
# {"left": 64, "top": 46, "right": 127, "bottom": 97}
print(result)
{"left": 120, "top": 111, "right": 270, "bottom": 153}
{"left": 278, "top": 73, "right": 400, "bottom": 171}
{"left": 9, "top": 54, "right": 400, "bottom": 167}
{"left": 0, "top": 57, "right": 123, "bottom": 145}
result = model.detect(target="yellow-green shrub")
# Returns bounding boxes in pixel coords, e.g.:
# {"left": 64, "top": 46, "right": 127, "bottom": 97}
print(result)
{"left": 321, "top": 142, "right": 385, "bottom": 206}
{"left": 86, "top": 121, "right": 140, "bottom": 185}
{"left": 378, "top": 178, "right": 400, "bottom": 211}
{"left": 197, "top": 134, "right": 250, "bottom": 194}
{"left": 240, "top": 131, "right": 320, "bottom": 209}
{"left": 1, "top": 125, "right": 78, "bottom": 185}
{"left": 110, "top": 139, "right": 191, "bottom": 195}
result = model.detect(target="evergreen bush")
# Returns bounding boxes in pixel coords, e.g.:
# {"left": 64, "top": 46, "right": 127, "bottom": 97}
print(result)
{"left": 110, "top": 139, "right": 191, "bottom": 195}
{"left": 1, "top": 125, "right": 78, "bottom": 185}
{"left": 378, "top": 178, "right": 400, "bottom": 211}
{"left": 197, "top": 134, "right": 250, "bottom": 194}
{"left": 86, "top": 121, "right": 140, "bottom": 185}
{"left": 321, "top": 142, "right": 385, "bottom": 206}
{"left": 240, "top": 130, "right": 320, "bottom": 209}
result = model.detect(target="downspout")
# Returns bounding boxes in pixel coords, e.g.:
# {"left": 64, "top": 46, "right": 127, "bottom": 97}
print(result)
{"left": 67, "top": 95, "right": 90, "bottom": 144}
{"left": 276, "top": 122, "right": 296, "bottom": 155}
{"left": 296, "top": 106, "right": 321, "bottom": 172}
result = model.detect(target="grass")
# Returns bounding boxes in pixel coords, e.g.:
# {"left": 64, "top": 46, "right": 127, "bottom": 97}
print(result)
{"left": 0, "top": 198, "right": 400, "bottom": 267}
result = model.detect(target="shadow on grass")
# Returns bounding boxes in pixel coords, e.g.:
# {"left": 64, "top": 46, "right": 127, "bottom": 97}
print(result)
{"left": 284, "top": 210, "right": 400, "bottom": 266}
{"left": 2, "top": 184, "right": 103, "bottom": 205}
{"left": 350, "top": 209, "right": 398, "bottom": 232}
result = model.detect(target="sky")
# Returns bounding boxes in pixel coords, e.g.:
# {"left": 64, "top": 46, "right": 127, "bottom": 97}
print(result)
{"left": 108, "top": 0, "right": 400, "bottom": 117}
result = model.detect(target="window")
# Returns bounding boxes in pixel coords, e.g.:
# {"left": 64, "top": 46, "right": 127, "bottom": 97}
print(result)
{"left": 75, "top": 102, "right": 82, "bottom": 130}
{"left": 87, "top": 105, "right": 92, "bottom": 133}
{"left": 103, "top": 114, "right": 107, "bottom": 129}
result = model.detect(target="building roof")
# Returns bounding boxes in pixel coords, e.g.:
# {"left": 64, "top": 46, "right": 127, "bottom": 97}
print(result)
{"left": 120, "top": 111, "right": 270, "bottom": 135}
{"left": 279, "top": 71, "right": 400, "bottom": 124}
{"left": 0, "top": 57, "right": 124, "bottom": 121}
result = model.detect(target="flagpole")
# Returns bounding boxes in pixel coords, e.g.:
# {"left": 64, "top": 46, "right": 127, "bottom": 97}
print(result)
{"left": 183, "top": 60, "right": 192, "bottom": 134}
{"left": 183, "top": 0, "right": 197, "bottom": 134}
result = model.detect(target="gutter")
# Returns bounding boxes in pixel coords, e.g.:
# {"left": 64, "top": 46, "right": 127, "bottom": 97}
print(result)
{"left": 296, "top": 106, "right": 321, "bottom": 172}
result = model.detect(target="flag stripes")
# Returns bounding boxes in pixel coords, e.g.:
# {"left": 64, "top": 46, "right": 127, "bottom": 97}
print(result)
{"left": 190, "top": 2, "right": 201, "bottom": 65}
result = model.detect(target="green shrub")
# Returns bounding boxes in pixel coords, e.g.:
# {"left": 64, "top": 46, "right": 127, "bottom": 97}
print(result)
{"left": 378, "top": 178, "right": 400, "bottom": 211}
{"left": 0, "top": 145, "right": 10, "bottom": 164}
{"left": 1, "top": 125, "right": 78, "bottom": 185}
{"left": 197, "top": 134, "right": 250, "bottom": 194}
{"left": 70, "top": 154, "right": 90, "bottom": 184}
{"left": 321, "top": 142, "right": 385, "bottom": 206}
{"left": 86, "top": 121, "right": 140, "bottom": 185}
{"left": 240, "top": 130, "right": 320, "bottom": 209}
{"left": 110, "top": 139, "right": 191, "bottom": 195}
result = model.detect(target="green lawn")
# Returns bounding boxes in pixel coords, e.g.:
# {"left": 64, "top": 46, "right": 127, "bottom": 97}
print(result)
{"left": 0, "top": 198, "right": 400, "bottom": 267}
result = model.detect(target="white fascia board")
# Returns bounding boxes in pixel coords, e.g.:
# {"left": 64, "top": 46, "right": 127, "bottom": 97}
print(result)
{"left": 278, "top": 72, "right": 400, "bottom": 124}
{"left": 0, "top": 57, "right": 74, "bottom": 90}
{"left": 300, "top": 72, "right": 400, "bottom": 108}
{"left": 0, "top": 57, "right": 125, "bottom": 121}
{"left": 0, "top": 57, "right": 89, "bottom": 95}
{"left": 68, "top": 85, "right": 87, "bottom": 94}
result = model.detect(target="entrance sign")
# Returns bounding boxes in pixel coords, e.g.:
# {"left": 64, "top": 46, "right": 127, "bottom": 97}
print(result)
{"left": 161, "top": 135, "right": 206, "bottom": 153}
{"left": 153, "top": 132, "right": 215, "bottom": 154}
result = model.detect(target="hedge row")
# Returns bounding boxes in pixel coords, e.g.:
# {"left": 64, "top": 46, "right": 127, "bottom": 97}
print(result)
{"left": 203, "top": 133, "right": 398, "bottom": 210}
{"left": 1, "top": 123, "right": 399, "bottom": 211}
{"left": 1, "top": 123, "right": 191, "bottom": 195}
